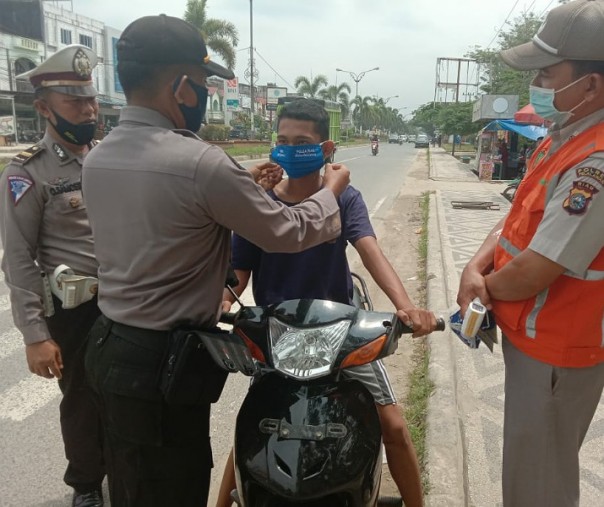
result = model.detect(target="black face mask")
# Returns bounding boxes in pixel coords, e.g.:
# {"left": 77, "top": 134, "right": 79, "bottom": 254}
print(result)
{"left": 50, "top": 108, "right": 97, "bottom": 146}
{"left": 172, "top": 75, "right": 209, "bottom": 133}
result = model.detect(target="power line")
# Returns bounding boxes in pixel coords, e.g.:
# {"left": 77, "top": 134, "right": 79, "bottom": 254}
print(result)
{"left": 539, "top": 0, "right": 556, "bottom": 17}
{"left": 254, "top": 49, "right": 294, "bottom": 90}
{"left": 486, "top": 0, "right": 521, "bottom": 49}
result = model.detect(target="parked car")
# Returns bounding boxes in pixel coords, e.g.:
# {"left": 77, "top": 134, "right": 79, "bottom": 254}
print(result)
{"left": 399, "top": 134, "right": 408, "bottom": 143}
{"left": 229, "top": 127, "right": 249, "bottom": 140}
{"left": 388, "top": 133, "right": 401, "bottom": 144}
{"left": 414, "top": 134, "right": 429, "bottom": 148}
{"left": 407, "top": 135, "right": 416, "bottom": 143}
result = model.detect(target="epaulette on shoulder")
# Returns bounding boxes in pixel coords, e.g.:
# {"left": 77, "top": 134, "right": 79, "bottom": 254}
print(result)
{"left": 11, "top": 145, "right": 45, "bottom": 166}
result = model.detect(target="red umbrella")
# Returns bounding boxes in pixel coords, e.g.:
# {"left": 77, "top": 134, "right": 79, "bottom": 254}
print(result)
{"left": 514, "top": 104, "right": 548, "bottom": 126}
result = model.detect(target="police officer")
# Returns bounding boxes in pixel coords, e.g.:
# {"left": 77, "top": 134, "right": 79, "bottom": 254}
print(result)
{"left": 82, "top": 14, "right": 349, "bottom": 507}
{"left": 458, "top": 1, "right": 604, "bottom": 505}
{"left": 0, "top": 45, "right": 105, "bottom": 507}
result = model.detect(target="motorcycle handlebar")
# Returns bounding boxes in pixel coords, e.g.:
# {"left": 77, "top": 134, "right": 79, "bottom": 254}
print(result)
{"left": 400, "top": 316, "right": 446, "bottom": 334}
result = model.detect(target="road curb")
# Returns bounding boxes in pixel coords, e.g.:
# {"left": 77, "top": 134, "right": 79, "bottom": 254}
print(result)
{"left": 425, "top": 191, "right": 466, "bottom": 506}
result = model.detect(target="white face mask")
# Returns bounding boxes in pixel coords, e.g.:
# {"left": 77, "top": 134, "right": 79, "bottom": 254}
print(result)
{"left": 529, "top": 74, "right": 589, "bottom": 127}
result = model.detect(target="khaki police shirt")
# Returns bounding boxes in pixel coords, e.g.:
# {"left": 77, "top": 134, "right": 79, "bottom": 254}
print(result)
{"left": 0, "top": 133, "right": 97, "bottom": 344}
{"left": 82, "top": 106, "right": 341, "bottom": 330}
{"left": 528, "top": 109, "right": 604, "bottom": 276}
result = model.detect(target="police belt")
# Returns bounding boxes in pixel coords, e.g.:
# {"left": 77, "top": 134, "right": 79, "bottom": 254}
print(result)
{"left": 48, "top": 264, "right": 98, "bottom": 310}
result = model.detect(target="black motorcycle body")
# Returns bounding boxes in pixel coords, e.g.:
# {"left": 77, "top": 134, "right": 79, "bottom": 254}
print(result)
{"left": 371, "top": 141, "right": 379, "bottom": 156}
{"left": 206, "top": 290, "right": 444, "bottom": 506}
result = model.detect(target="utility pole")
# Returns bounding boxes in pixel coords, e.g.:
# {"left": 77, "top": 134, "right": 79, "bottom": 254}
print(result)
{"left": 249, "top": 0, "right": 255, "bottom": 138}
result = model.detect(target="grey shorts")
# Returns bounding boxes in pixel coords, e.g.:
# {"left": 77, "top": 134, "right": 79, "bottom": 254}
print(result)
{"left": 343, "top": 359, "right": 396, "bottom": 405}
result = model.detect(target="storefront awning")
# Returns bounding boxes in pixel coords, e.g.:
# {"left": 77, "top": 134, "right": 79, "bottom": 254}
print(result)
{"left": 483, "top": 119, "right": 547, "bottom": 141}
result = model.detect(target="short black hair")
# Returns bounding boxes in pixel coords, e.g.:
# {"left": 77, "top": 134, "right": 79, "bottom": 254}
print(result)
{"left": 277, "top": 99, "right": 329, "bottom": 141}
{"left": 117, "top": 61, "right": 171, "bottom": 99}
{"left": 570, "top": 60, "right": 604, "bottom": 78}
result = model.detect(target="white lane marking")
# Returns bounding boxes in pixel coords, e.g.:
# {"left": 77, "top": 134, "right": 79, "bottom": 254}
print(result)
{"left": 336, "top": 156, "right": 363, "bottom": 164}
{"left": 370, "top": 197, "right": 386, "bottom": 219}
{"left": 0, "top": 328, "right": 22, "bottom": 360}
{"left": 0, "top": 376, "right": 60, "bottom": 421}
{"left": 0, "top": 293, "right": 11, "bottom": 312}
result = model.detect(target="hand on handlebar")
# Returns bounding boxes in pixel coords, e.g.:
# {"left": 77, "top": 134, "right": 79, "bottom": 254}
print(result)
{"left": 397, "top": 307, "right": 444, "bottom": 337}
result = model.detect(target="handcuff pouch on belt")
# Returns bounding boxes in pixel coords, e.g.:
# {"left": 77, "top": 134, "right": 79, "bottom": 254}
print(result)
{"left": 160, "top": 327, "right": 230, "bottom": 405}
{"left": 48, "top": 264, "right": 98, "bottom": 310}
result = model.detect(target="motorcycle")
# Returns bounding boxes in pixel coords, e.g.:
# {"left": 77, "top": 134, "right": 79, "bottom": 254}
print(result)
{"left": 200, "top": 277, "right": 445, "bottom": 506}
{"left": 371, "top": 140, "right": 379, "bottom": 156}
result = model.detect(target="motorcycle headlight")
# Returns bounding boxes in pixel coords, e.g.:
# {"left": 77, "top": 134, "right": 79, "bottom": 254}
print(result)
{"left": 269, "top": 317, "right": 351, "bottom": 379}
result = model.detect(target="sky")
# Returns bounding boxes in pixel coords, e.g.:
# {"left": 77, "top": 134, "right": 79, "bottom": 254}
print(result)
{"left": 63, "top": 0, "right": 558, "bottom": 113}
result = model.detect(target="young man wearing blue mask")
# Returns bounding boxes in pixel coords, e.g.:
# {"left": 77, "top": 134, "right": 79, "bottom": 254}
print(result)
{"left": 457, "top": 1, "right": 604, "bottom": 505}
{"left": 218, "top": 99, "right": 439, "bottom": 507}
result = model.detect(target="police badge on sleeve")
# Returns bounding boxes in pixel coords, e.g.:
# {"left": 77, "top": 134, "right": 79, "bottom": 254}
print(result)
{"left": 563, "top": 180, "right": 599, "bottom": 215}
{"left": 7, "top": 175, "right": 33, "bottom": 205}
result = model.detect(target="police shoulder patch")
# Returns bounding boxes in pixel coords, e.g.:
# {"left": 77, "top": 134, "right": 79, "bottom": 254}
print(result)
{"left": 7, "top": 175, "right": 34, "bottom": 205}
{"left": 562, "top": 180, "right": 599, "bottom": 215}
{"left": 575, "top": 166, "right": 604, "bottom": 187}
{"left": 11, "top": 145, "right": 45, "bottom": 166}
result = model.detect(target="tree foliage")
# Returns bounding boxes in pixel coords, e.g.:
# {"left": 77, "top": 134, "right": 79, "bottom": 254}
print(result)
{"left": 294, "top": 75, "right": 328, "bottom": 98}
{"left": 465, "top": 11, "right": 542, "bottom": 105}
{"left": 184, "top": 0, "right": 239, "bottom": 70}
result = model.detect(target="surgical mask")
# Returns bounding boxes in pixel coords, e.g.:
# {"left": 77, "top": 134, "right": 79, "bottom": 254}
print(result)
{"left": 529, "top": 74, "right": 589, "bottom": 127}
{"left": 270, "top": 143, "right": 326, "bottom": 179}
{"left": 50, "top": 109, "right": 96, "bottom": 146}
{"left": 173, "top": 75, "right": 208, "bottom": 133}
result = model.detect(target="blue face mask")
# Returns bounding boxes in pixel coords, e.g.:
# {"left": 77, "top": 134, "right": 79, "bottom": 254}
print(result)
{"left": 270, "top": 143, "right": 326, "bottom": 179}
{"left": 173, "top": 75, "right": 208, "bottom": 132}
{"left": 529, "top": 74, "right": 588, "bottom": 127}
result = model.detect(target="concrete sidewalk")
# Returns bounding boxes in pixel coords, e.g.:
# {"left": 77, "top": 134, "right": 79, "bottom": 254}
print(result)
{"left": 424, "top": 148, "right": 604, "bottom": 506}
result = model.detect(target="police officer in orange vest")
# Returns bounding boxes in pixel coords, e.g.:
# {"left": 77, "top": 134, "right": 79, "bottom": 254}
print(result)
{"left": 457, "top": 1, "right": 604, "bottom": 506}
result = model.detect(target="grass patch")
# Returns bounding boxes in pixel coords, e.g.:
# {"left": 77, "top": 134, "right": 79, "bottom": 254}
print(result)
{"left": 404, "top": 190, "right": 436, "bottom": 493}
{"left": 222, "top": 144, "right": 271, "bottom": 158}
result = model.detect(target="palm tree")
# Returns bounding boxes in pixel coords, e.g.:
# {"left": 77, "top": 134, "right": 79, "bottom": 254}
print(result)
{"left": 184, "top": 0, "right": 239, "bottom": 70}
{"left": 294, "top": 75, "right": 328, "bottom": 98}
{"left": 319, "top": 83, "right": 352, "bottom": 118}
{"left": 351, "top": 95, "right": 377, "bottom": 132}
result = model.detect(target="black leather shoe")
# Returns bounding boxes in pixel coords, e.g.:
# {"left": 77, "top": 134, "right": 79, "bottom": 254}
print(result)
{"left": 72, "top": 489, "right": 103, "bottom": 507}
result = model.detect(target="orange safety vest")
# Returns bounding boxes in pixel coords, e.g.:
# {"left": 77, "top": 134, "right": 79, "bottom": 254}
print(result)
{"left": 492, "top": 123, "right": 604, "bottom": 368}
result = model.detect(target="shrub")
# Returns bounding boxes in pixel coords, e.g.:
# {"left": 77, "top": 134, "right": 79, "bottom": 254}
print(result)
{"left": 200, "top": 124, "right": 231, "bottom": 141}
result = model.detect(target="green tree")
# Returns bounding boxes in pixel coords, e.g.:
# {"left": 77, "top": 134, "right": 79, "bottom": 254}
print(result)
{"left": 294, "top": 75, "right": 328, "bottom": 98}
{"left": 465, "top": 11, "right": 542, "bottom": 105}
{"left": 319, "top": 83, "right": 352, "bottom": 117}
{"left": 184, "top": 0, "right": 239, "bottom": 70}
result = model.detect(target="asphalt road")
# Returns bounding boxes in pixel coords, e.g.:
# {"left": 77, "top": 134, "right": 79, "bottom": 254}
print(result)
{"left": 0, "top": 141, "right": 421, "bottom": 506}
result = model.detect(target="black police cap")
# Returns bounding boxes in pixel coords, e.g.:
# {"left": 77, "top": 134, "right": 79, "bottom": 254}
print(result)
{"left": 117, "top": 14, "right": 234, "bottom": 80}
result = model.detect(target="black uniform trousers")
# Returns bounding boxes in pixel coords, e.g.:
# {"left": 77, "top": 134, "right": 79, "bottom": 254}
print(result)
{"left": 85, "top": 315, "right": 213, "bottom": 507}
{"left": 45, "top": 296, "right": 105, "bottom": 493}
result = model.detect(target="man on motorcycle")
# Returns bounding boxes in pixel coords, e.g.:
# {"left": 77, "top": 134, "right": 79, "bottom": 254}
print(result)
{"left": 218, "top": 99, "right": 438, "bottom": 507}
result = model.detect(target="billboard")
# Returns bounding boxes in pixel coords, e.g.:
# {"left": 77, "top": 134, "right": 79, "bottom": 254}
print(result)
{"left": 0, "top": 1, "right": 43, "bottom": 41}
{"left": 225, "top": 78, "right": 239, "bottom": 110}
{"left": 266, "top": 87, "right": 287, "bottom": 111}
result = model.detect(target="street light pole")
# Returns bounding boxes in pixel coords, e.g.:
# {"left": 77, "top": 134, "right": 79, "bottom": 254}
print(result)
{"left": 249, "top": 0, "right": 255, "bottom": 137}
{"left": 335, "top": 66, "right": 379, "bottom": 98}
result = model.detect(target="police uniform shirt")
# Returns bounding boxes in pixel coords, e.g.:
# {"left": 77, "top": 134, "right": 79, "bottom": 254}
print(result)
{"left": 0, "top": 133, "right": 97, "bottom": 344}
{"left": 82, "top": 106, "right": 341, "bottom": 331}
{"left": 528, "top": 108, "right": 604, "bottom": 276}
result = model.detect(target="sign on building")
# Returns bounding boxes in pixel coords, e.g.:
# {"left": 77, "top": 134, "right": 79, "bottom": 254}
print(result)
{"left": 266, "top": 87, "right": 287, "bottom": 111}
{"left": 225, "top": 78, "right": 239, "bottom": 110}
{"left": 0, "top": 116, "right": 15, "bottom": 136}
